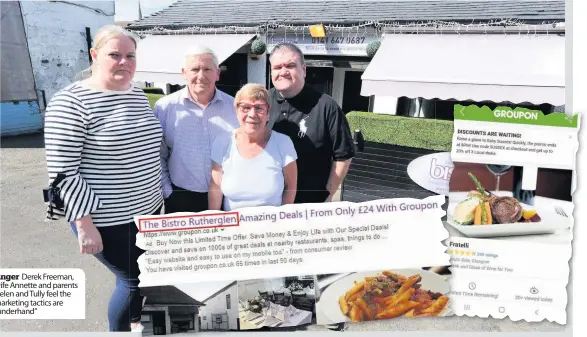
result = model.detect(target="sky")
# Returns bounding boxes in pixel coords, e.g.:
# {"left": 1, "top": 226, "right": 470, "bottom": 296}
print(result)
{"left": 174, "top": 280, "right": 235, "bottom": 302}
{"left": 115, "top": 0, "right": 176, "bottom": 22}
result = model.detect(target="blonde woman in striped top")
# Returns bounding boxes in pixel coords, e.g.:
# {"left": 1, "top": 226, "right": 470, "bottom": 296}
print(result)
{"left": 44, "top": 25, "right": 162, "bottom": 332}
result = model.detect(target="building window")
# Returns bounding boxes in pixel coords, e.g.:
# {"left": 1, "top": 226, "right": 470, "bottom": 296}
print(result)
{"left": 226, "top": 294, "right": 231, "bottom": 309}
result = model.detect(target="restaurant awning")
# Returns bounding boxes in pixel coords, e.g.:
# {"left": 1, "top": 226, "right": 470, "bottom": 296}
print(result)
{"left": 361, "top": 34, "right": 565, "bottom": 105}
{"left": 134, "top": 34, "right": 256, "bottom": 84}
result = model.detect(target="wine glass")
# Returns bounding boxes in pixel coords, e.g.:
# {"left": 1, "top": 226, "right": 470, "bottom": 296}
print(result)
{"left": 485, "top": 165, "right": 512, "bottom": 192}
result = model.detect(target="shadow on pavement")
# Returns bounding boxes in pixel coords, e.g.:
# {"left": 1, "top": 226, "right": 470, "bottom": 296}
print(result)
{"left": 1, "top": 132, "right": 44, "bottom": 149}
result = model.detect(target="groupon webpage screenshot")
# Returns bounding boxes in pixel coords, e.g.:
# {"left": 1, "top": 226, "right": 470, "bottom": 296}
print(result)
{"left": 134, "top": 197, "right": 450, "bottom": 331}
{"left": 447, "top": 105, "right": 578, "bottom": 324}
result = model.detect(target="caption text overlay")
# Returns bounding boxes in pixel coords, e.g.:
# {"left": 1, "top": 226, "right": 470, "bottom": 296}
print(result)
{"left": 0, "top": 269, "right": 85, "bottom": 319}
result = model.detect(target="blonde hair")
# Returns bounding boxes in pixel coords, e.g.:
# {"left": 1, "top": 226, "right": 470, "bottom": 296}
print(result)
{"left": 234, "top": 84, "right": 270, "bottom": 106}
{"left": 76, "top": 25, "right": 138, "bottom": 80}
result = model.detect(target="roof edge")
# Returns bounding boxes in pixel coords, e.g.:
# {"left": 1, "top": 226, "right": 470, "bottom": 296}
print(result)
{"left": 126, "top": 19, "right": 566, "bottom": 35}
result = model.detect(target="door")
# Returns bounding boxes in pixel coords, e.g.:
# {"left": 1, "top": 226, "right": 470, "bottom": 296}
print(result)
{"left": 150, "top": 311, "right": 167, "bottom": 335}
{"left": 305, "top": 67, "right": 334, "bottom": 96}
{"left": 342, "top": 71, "right": 371, "bottom": 114}
{"left": 266, "top": 61, "right": 334, "bottom": 97}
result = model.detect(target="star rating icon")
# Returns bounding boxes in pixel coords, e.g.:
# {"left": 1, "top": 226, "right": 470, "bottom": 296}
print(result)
{"left": 448, "top": 250, "right": 476, "bottom": 256}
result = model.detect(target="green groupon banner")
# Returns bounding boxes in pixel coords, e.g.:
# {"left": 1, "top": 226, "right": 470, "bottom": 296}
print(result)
{"left": 454, "top": 104, "right": 578, "bottom": 128}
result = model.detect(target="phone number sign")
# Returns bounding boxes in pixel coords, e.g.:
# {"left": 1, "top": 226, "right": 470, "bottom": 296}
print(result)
{"left": 267, "top": 34, "right": 377, "bottom": 56}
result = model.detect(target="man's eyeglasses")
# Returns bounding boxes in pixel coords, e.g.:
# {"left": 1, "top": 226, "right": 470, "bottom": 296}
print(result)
{"left": 237, "top": 102, "right": 268, "bottom": 113}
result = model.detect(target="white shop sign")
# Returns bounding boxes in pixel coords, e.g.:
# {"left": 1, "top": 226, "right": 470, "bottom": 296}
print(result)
{"left": 407, "top": 152, "right": 454, "bottom": 195}
{"left": 267, "top": 33, "right": 377, "bottom": 56}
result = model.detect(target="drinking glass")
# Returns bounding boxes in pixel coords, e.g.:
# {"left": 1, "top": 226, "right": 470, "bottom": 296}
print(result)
{"left": 485, "top": 165, "right": 512, "bottom": 191}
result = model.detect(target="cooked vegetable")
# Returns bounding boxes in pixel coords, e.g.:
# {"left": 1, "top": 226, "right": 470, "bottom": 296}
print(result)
{"left": 467, "top": 190, "right": 484, "bottom": 199}
{"left": 453, "top": 197, "right": 482, "bottom": 225}
{"left": 529, "top": 214, "right": 542, "bottom": 222}
{"left": 468, "top": 172, "right": 489, "bottom": 197}
{"left": 522, "top": 209, "right": 537, "bottom": 220}
{"left": 473, "top": 201, "right": 493, "bottom": 225}
{"left": 482, "top": 202, "right": 492, "bottom": 224}
{"left": 455, "top": 172, "right": 541, "bottom": 226}
{"left": 473, "top": 204, "right": 482, "bottom": 225}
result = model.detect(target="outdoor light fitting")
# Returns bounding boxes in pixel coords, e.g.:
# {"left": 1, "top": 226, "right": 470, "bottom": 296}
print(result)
{"left": 309, "top": 24, "right": 326, "bottom": 38}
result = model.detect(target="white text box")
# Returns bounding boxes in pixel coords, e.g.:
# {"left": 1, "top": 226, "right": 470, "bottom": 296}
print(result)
{"left": 0, "top": 269, "right": 85, "bottom": 319}
{"left": 135, "top": 196, "right": 450, "bottom": 286}
{"left": 451, "top": 120, "right": 577, "bottom": 170}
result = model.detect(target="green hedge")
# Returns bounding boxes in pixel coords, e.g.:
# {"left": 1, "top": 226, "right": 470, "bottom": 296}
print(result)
{"left": 346, "top": 111, "right": 453, "bottom": 151}
{"left": 142, "top": 87, "right": 165, "bottom": 95}
{"left": 142, "top": 97, "right": 453, "bottom": 152}
{"left": 146, "top": 93, "right": 164, "bottom": 109}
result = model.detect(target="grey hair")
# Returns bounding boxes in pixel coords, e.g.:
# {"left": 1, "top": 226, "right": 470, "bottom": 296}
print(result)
{"left": 269, "top": 42, "right": 305, "bottom": 65}
{"left": 75, "top": 24, "right": 138, "bottom": 81}
{"left": 184, "top": 45, "right": 219, "bottom": 68}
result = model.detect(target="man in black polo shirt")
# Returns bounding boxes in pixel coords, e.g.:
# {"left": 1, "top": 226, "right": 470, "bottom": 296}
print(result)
{"left": 267, "top": 43, "right": 355, "bottom": 204}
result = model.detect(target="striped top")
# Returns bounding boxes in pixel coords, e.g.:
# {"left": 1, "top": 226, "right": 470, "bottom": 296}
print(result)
{"left": 44, "top": 82, "right": 164, "bottom": 227}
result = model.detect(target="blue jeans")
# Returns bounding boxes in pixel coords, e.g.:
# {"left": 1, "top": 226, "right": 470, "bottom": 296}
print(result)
{"left": 71, "top": 221, "right": 145, "bottom": 331}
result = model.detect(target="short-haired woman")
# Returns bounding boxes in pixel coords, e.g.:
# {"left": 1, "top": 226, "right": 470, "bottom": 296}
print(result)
{"left": 43, "top": 25, "right": 162, "bottom": 332}
{"left": 208, "top": 83, "right": 297, "bottom": 211}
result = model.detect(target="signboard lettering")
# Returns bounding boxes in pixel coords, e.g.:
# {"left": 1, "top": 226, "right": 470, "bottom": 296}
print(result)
{"left": 267, "top": 33, "right": 376, "bottom": 56}
{"left": 407, "top": 152, "right": 454, "bottom": 195}
{"left": 310, "top": 36, "right": 367, "bottom": 45}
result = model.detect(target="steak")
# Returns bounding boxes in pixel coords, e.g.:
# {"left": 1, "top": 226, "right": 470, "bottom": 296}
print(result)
{"left": 490, "top": 197, "right": 523, "bottom": 224}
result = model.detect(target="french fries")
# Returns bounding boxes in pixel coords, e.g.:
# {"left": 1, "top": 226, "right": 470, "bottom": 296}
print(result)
{"left": 337, "top": 270, "right": 449, "bottom": 322}
{"left": 338, "top": 296, "right": 350, "bottom": 315}
{"left": 348, "top": 304, "right": 363, "bottom": 322}
{"left": 386, "top": 287, "right": 415, "bottom": 307}
{"left": 382, "top": 270, "right": 408, "bottom": 282}
{"left": 409, "top": 296, "right": 450, "bottom": 317}
{"left": 344, "top": 281, "right": 365, "bottom": 301}
{"left": 354, "top": 297, "right": 374, "bottom": 321}
{"left": 377, "top": 301, "right": 420, "bottom": 319}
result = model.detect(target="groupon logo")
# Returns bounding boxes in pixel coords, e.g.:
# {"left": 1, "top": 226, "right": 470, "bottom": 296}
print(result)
{"left": 407, "top": 152, "right": 454, "bottom": 195}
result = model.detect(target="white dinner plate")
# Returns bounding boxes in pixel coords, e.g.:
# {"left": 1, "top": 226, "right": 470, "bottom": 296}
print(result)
{"left": 446, "top": 202, "right": 570, "bottom": 238}
{"left": 316, "top": 269, "right": 450, "bottom": 324}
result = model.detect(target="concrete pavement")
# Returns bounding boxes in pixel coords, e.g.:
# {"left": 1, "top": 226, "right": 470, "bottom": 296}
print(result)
{"left": 1, "top": 133, "right": 111, "bottom": 332}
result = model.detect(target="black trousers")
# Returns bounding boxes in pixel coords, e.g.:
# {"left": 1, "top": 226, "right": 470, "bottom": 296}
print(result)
{"left": 70, "top": 205, "right": 162, "bottom": 331}
{"left": 164, "top": 184, "right": 208, "bottom": 214}
{"left": 294, "top": 190, "right": 329, "bottom": 204}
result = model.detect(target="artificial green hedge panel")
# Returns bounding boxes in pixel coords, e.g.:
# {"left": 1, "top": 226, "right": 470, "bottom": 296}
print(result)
{"left": 146, "top": 93, "right": 164, "bottom": 110}
{"left": 346, "top": 111, "right": 454, "bottom": 151}
{"left": 144, "top": 95, "right": 454, "bottom": 152}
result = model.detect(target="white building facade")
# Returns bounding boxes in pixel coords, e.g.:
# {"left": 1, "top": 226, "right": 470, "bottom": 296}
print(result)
{"left": 1, "top": 1, "right": 114, "bottom": 136}
{"left": 20, "top": 0, "right": 115, "bottom": 105}
{"left": 198, "top": 283, "right": 239, "bottom": 331}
